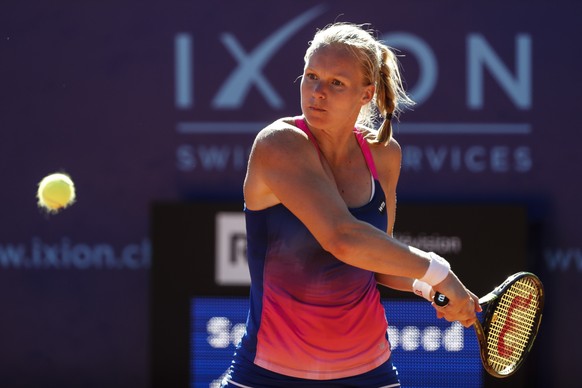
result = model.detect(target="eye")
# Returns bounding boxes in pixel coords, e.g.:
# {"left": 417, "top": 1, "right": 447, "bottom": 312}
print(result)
{"left": 331, "top": 79, "right": 344, "bottom": 86}
{"left": 305, "top": 72, "right": 318, "bottom": 80}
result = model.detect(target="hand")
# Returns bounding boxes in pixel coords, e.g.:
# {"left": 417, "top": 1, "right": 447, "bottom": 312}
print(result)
{"left": 431, "top": 272, "right": 482, "bottom": 328}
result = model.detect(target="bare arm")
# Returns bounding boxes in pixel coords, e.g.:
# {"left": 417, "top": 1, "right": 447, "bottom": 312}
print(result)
{"left": 368, "top": 136, "right": 480, "bottom": 323}
{"left": 244, "top": 120, "right": 478, "bottom": 326}
{"left": 245, "top": 122, "right": 428, "bottom": 277}
{"left": 371, "top": 138, "right": 418, "bottom": 293}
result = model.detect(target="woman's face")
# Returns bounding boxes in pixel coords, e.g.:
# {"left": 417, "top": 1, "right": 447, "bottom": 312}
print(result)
{"left": 301, "top": 44, "right": 374, "bottom": 132}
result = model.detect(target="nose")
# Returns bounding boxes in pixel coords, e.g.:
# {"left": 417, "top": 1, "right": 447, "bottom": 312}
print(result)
{"left": 313, "top": 81, "right": 326, "bottom": 99}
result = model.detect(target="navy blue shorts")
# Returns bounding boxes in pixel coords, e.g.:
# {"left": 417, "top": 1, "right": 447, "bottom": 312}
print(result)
{"left": 220, "top": 356, "right": 400, "bottom": 388}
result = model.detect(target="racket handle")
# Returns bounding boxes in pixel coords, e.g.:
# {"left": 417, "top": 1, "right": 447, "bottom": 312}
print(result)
{"left": 433, "top": 292, "right": 449, "bottom": 307}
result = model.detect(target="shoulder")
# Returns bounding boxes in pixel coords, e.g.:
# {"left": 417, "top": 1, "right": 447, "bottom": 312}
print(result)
{"left": 372, "top": 137, "right": 402, "bottom": 181}
{"left": 244, "top": 117, "right": 322, "bottom": 210}
{"left": 254, "top": 117, "right": 307, "bottom": 146}
{"left": 250, "top": 117, "right": 315, "bottom": 163}
{"left": 356, "top": 126, "right": 401, "bottom": 187}
{"left": 356, "top": 125, "right": 402, "bottom": 164}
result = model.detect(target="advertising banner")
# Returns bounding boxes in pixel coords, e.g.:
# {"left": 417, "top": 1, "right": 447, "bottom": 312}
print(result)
{"left": 151, "top": 202, "right": 529, "bottom": 387}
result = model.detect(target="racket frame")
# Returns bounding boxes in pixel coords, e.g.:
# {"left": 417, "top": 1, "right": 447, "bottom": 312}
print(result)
{"left": 434, "top": 271, "right": 544, "bottom": 378}
{"left": 475, "top": 271, "right": 544, "bottom": 378}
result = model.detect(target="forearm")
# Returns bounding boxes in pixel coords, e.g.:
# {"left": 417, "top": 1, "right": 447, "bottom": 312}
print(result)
{"left": 375, "top": 274, "right": 414, "bottom": 292}
{"left": 324, "top": 218, "right": 431, "bottom": 279}
{"left": 329, "top": 219, "right": 472, "bottom": 309}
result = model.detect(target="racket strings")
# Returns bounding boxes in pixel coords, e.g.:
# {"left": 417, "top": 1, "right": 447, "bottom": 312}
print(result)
{"left": 484, "top": 277, "right": 541, "bottom": 374}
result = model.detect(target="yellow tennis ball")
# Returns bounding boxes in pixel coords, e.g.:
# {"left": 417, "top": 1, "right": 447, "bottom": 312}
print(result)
{"left": 37, "top": 173, "right": 76, "bottom": 213}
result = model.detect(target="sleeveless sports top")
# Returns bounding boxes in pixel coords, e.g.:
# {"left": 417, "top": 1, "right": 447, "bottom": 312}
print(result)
{"left": 236, "top": 117, "right": 391, "bottom": 380}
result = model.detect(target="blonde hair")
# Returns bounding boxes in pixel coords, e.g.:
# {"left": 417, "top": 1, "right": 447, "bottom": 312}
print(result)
{"left": 305, "top": 23, "right": 414, "bottom": 143}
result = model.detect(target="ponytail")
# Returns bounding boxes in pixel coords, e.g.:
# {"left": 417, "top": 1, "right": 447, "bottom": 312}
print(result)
{"left": 372, "top": 45, "right": 414, "bottom": 144}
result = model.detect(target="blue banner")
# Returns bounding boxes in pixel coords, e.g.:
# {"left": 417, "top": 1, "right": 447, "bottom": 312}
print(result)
{"left": 192, "top": 297, "right": 482, "bottom": 388}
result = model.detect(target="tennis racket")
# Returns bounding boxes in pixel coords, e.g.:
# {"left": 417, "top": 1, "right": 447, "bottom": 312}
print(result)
{"left": 434, "top": 272, "right": 544, "bottom": 378}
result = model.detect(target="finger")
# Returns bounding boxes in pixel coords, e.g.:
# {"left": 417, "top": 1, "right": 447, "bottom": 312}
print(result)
{"left": 461, "top": 318, "right": 476, "bottom": 328}
{"left": 468, "top": 291, "right": 483, "bottom": 312}
{"left": 475, "top": 300, "right": 483, "bottom": 312}
{"left": 433, "top": 307, "right": 452, "bottom": 321}
{"left": 431, "top": 302, "right": 448, "bottom": 312}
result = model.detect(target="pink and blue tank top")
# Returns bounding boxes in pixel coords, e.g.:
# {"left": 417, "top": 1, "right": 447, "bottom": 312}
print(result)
{"left": 236, "top": 117, "right": 391, "bottom": 380}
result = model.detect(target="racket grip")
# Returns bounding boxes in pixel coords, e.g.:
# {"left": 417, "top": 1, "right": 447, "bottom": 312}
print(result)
{"left": 433, "top": 292, "right": 450, "bottom": 307}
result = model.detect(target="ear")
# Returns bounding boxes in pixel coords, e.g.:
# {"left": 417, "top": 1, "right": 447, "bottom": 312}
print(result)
{"left": 361, "top": 85, "right": 375, "bottom": 105}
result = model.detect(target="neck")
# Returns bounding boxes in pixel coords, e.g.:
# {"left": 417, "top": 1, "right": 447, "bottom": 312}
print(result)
{"left": 310, "top": 124, "right": 358, "bottom": 165}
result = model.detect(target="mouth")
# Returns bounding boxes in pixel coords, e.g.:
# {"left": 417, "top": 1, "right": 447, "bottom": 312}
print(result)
{"left": 308, "top": 105, "right": 326, "bottom": 112}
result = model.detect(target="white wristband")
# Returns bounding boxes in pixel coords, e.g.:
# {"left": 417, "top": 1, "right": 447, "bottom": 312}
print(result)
{"left": 419, "top": 252, "right": 450, "bottom": 286}
{"left": 412, "top": 279, "right": 433, "bottom": 302}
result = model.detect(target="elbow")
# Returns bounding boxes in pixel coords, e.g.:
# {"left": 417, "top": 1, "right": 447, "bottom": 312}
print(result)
{"left": 319, "top": 222, "right": 358, "bottom": 261}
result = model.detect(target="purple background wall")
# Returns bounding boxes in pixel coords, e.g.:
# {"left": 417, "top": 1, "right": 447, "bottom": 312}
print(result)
{"left": 2, "top": 1, "right": 581, "bottom": 386}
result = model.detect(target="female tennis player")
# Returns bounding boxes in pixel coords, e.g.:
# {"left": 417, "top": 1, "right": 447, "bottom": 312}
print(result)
{"left": 221, "top": 22, "right": 481, "bottom": 388}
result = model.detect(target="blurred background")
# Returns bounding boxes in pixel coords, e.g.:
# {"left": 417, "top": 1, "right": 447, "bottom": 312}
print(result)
{"left": 1, "top": 1, "right": 581, "bottom": 387}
